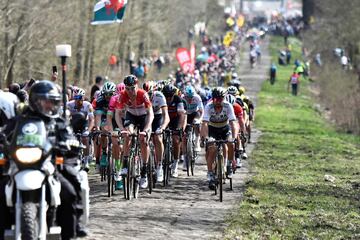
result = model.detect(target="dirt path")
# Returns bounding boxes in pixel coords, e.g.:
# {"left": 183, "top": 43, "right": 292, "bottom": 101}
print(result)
{"left": 84, "top": 38, "right": 270, "bottom": 240}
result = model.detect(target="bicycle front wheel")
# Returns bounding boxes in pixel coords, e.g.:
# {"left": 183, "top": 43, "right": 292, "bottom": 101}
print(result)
{"left": 218, "top": 153, "right": 223, "bottom": 202}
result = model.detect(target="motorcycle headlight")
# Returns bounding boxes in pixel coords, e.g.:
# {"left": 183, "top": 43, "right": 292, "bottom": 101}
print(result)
{"left": 15, "top": 148, "right": 42, "bottom": 164}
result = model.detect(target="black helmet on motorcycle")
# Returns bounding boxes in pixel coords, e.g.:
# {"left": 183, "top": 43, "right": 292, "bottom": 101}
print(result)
{"left": 162, "top": 84, "right": 176, "bottom": 98}
{"left": 29, "top": 80, "right": 61, "bottom": 118}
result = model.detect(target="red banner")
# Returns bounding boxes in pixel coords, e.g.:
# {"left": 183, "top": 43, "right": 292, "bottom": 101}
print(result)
{"left": 190, "top": 43, "right": 196, "bottom": 73}
{"left": 176, "top": 48, "right": 192, "bottom": 73}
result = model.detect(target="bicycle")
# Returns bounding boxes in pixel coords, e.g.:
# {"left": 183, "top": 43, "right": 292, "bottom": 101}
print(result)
{"left": 89, "top": 130, "right": 116, "bottom": 197}
{"left": 122, "top": 128, "right": 142, "bottom": 200}
{"left": 206, "top": 138, "right": 235, "bottom": 202}
{"left": 162, "top": 128, "right": 173, "bottom": 187}
{"left": 184, "top": 123, "right": 200, "bottom": 176}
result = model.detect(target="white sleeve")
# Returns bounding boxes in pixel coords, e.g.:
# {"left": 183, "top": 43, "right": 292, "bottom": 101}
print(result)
{"left": 158, "top": 94, "right": 167, "bottom": 108}
{"left": 203, "top": 103, "right": 211, "bottom": 122}
{"left": 196, "top": 95, "right": 204, "bottom": 110}
{"left": 226, "top": 103, "right": 236, "bottom": 121}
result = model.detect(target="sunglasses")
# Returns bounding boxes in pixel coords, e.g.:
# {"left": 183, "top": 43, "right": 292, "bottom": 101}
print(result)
{"left": 104, "top": 92, "right": 113, "bottom": 97}
{"left": 74, "top": 95, "right": 83, "bottom": 100}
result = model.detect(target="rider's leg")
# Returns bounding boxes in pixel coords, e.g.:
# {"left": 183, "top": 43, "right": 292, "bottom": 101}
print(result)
{"left": 171, "top": 134, "right": 180, "bottom": 177}
{"left": 154, "top": 135, "right": 164, "bottom": 167}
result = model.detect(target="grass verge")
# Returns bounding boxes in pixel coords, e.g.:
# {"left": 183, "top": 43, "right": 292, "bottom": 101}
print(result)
{"left": 224, "top": 36, "right": 360, "bottom": 239}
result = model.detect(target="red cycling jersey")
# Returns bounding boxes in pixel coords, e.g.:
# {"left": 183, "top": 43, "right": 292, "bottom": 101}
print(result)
{"left": 116, "top": 89, "right": 152, "bottom": 116}
{"left": 233, "top": 102, "right": 244, "bottom": 120}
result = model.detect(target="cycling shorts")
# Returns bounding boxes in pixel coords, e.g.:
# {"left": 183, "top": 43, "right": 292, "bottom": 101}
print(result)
{"left": 152, "top": 114, "right": 163, "bottom": 132}
{"left": 209, "top": 125, "right": 230, "bottom": 140}
{"left": 124, "top": 112, "right": 147, "bottom": 131}
{"left": 187, "top": 112, "right": 199, "bottom": 125}
{"left": 169, "top": 116, "right": 180, "bottom": 131}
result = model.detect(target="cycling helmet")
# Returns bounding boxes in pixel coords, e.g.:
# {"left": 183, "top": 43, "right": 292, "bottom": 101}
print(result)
{"left": 238, "top": 86, "right": 246, "bottom": 95}
{"left": 162, "top": 84, "right": 176, "bottom": 98}
{"left": 184, "top": 85, "right": 196, "bottom": 98}
{"left": 228, "top": 86, "right": 238, "bottom": 96}
{"left": 29, "top": 80, "right": 61, "bottom": 118}
{"left": 73, "top": 88, "right": 85, "bottom": 97}
{"left": 225, "top": 94, "right": 236, "bottom": 105}
{"left": 232, "top": 72, "right": 238, "bottom": 79}
{"left": 155, "top": 81, "right": 165, "bottom": 92}
{"left": 101, "top": 82, "right": 116, "bottom": 94}
{"left": 123, "top": 74, "right": 138, "bottom": 86}
{"left": 116, "top": 83, "right": 125, "bottom": 94}
{"left": 212, "top": 87, "right": 226, "bottom": 99}
{"left": 143, "top": 82, "right": 154, "bottom": 93}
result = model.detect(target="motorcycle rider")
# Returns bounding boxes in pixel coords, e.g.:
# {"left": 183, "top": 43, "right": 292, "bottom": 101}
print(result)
{"left": 0, "top": 91, "right": 18, "bottom": 240}
{"left": 0, "top": 80, "right": 87, "bottom": 240}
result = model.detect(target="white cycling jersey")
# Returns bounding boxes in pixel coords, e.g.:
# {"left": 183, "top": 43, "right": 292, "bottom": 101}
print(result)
{"left": 203, "top": 100, "right": 236, "bottom": 128}
{"left": 182, "top": 94, "right": 203, "bottom": 115}
{"left": 151, "top": 91, "right": 167, "bottom": 115}
{"left": 67, "top": 100, "right": 94, "bottom": 119}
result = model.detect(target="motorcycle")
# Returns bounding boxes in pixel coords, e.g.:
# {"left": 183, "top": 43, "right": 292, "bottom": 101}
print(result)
{"left": 1, "top": 116, "right": 65, "bottom": 239}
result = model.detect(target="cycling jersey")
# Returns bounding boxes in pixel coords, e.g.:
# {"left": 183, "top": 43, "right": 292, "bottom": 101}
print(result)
{"left": 108, "top": 94, "right": 124, "bottom": 114}
{"left": 67, "top": 100, "right": 94, "bottom": 119}
{"left": 203, "top": 101, "right": 236, "bottom": 128}
{"left": 116, "top": 89, "right": 152, "bottom": 116}
{"left": 167, "top": 95, "right": 186, "bottom": 120}
{"left": 233, "top": 102, "right": 243, "bottom": 119}
{"left": 151, "top": 91, "right": 167, "bottom": 115}
{"left": 92, "top": 93, "right": 111, "bottom": 115}
{"left": 182, "top": 94, "right": 203, "bottom": 115}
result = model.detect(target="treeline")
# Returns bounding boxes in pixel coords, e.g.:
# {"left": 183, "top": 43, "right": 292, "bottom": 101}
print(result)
{"left": 0, "top": 0, "right": 222, "bottom": 89}
{"left": 303, "top": 0, "right": 360, "bottom": 134}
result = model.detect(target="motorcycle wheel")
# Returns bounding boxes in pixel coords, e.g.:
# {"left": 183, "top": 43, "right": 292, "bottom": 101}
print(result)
{"left": 21, "top": 202, "right": 39, "bottom": 240}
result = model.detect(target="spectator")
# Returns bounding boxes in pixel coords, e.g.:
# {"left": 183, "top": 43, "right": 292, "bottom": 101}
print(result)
{"left": 278, "top": 50, "right": 286, "bottom": 65}
{"left": 8, "top": 83, "right": 20, "bottom": 95}
{"left": 341, "top": 54, "right": 348, "bottom": 70}
{"left": 288, "top": 72, "right": 300, "bottom": 96}
{"left": 90, "top": 76, "right": 103, "bottom": 102}
{"left": 270, "top": 63, "right": 277, "bottom": 85}
{"left": 286, "top": 47, "right": 292, "bottom": 65}
{"left": 315, "top": 53, "right": 322, "bottom": 66}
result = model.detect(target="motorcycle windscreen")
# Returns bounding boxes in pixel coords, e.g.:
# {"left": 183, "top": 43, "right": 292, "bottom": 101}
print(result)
{"left": 12, "top": 117, "right": 47, "bottom": 148}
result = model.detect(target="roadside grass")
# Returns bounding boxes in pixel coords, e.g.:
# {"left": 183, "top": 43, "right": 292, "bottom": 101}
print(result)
{"left": 224, "top": 36, "right": 360, "bottom": 239}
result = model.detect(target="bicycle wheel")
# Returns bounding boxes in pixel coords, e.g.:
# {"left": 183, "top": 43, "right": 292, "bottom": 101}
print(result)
{"left": 191, "top": 150, "right": 196, "bottom": 176}
{"left": 186, "top": 137, "right": 192, "bottom": 177}
{"left": 163, "top": 140, "right": 171, "bottom": 187}
{"left": 126, "top": 152, "right": 133, "bottom": 200}
{"left": 107, "top": 157, "right": 112, "bottom": 197}
{"left": 218, "top": 152, "right": 223, "bottom": 202}
{"left": 133, "top": 156, "right": 140, "bottom": 199}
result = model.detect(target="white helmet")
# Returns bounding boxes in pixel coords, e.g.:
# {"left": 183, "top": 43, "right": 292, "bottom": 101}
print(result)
{"left": 101, "top": 82, "right": 116, "bottom": 94}
{"left": 73, "top": 88, "right": 85, "bottom": 97}
{"left": 0, "top": 92, "right": 18, "bottom": 124}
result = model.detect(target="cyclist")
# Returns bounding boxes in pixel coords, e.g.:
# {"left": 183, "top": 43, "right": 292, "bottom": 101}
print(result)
{"left": 162, "top": 84, "right": 186, "bottom": 178}
{"left": 242, "top": 95, "right": 255, "bottom": 144}
{"left": 225, "top": 94, "right": 245, "bottom": 175}
{"left": 201, "top": 87, "right": 238, "bottom": 190}
{"left": 181, "top": 85, "right": 203, "bottom": 169}
{"left": 234, "top": 86, "right": 249, "bottom": 160}
{"left": 106, "top": 83, "right": 126, "bottom": 189}
{"left": 143, "top": 81, "right": 170, "bottom": 182}
{"left": 116, "top": 75, "right": 154, "bottom": 189}
{"left": 92, "top": 81, "right": 117, "bottom": 171}
{"left": 67, "top": 88, "right": 94, "bottom": 171}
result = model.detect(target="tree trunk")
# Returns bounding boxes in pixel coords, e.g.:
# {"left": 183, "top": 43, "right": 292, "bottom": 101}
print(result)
{"left": 74, "top": 0, "right": 88, "bottom": 85}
